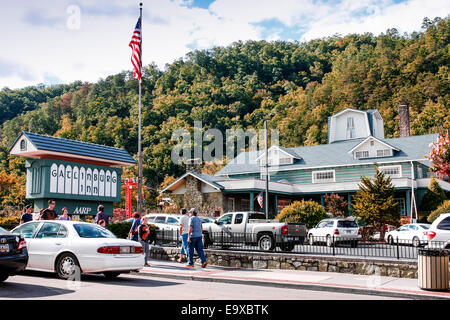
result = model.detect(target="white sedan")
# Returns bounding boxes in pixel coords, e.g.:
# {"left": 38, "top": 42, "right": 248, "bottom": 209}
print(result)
{"left": 384, "top": 223, "right": 431, "bottom": 247}
{"left": 11, "top": 220, "right": 144, "bottom": 279}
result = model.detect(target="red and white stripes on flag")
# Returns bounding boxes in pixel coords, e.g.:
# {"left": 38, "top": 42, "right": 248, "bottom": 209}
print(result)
{"left": 257, "top": 191, "right": 264, "bottom": 208}
{"left": 129, "top": 17, "right": 142, "bottom": 81}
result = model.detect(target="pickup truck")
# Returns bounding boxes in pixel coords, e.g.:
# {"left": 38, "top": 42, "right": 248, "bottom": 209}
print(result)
{"left": 201, "top": 211, "right": 307, "bottom": 251}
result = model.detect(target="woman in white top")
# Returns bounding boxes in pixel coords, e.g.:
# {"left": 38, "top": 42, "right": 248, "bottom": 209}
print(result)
{"left": 178, "top": 208, "right": 190, "bottom": 263}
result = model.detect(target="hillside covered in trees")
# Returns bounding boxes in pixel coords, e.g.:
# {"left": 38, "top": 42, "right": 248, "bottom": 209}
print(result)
{"left": 0, "top": 17, "right": 448, "bottom": 209}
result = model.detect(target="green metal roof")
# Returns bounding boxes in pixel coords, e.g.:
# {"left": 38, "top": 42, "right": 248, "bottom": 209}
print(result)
{"left": 216, "top": 134, "right": 438, "bottom": 176}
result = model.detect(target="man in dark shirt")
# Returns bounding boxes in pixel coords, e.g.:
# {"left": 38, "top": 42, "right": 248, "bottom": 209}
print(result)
{"left": 40, "top": 200, "right": 57, "bottom": 220}
{"left": 94, "top": 205, "right": 109, "bottom": 227}
{"left": 20, "top": 205, "right": 34, "bottom": 224}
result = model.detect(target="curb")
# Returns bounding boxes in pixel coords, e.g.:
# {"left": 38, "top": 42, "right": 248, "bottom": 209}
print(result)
{"left": 134, "top": 270, "right": 450, "bottom": 300}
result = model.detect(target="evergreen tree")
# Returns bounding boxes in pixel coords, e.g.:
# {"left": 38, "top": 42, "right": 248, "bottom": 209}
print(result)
{"left": 421, "top": 176, "right": 447, "bottom": 212}
{"left": 352, "top": 166, "right": 400, "bottom": 239}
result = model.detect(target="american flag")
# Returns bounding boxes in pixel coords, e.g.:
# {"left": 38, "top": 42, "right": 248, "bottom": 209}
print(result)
{"left": 257, "top": 191, "right": 264, "bottom": 208}
{"left": 129, "top": 17, "right": 142, "bottom": 81}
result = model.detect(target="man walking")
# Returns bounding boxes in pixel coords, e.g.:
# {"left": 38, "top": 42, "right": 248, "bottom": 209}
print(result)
{"left": 178, "top": 208, "right": 189, "bottom": 263}
{"left": 95, "top": 205, "right": 109, "bottom": 227}
{"left": 138, "top": 216, "right": 151, "bottom": 267}
{"left": 20, "top": 205, "right": 34, "bottom": 224}
{"left": 187, "top": 208, "right": 207, "bottom": 268}
{"left": 40, "top": 200, "right": 57, "bottom": 220}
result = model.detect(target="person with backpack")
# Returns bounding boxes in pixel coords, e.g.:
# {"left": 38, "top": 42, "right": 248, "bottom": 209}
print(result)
{"left": 138, "top": 216, "right": 151, "bottom": 267}
{"left": 128, "top": 213, "right": 141, "bottom": 242}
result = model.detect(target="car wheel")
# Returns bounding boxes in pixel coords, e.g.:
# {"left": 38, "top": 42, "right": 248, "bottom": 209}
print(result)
{"left": 387, "top": 235, "right": 394, "bottom": 245}
{"left": 202, "top": 233, "right": 210, "bottom": 249}
{"left": 56, "top": 253, "right": 81, "bottom": 280}
{"left": 258, "top": 234, "right": 275, "bottom": 251}
{"left": 279, "top": 243, "right": 295, "bottom": 251}
{"left": 326, "top": 235, "right": 334, "bottom": 247}
{"left": 103, "top": 272, "right": 121, "bottom": 280}
{"left": 0, "top": 272, "right": 9, "bottom": 283}
{"left": 412, "top": 237, "right": 420, "bottom": 247}
{"left": 308, "top": 234, "right": 315, "bottom": 246}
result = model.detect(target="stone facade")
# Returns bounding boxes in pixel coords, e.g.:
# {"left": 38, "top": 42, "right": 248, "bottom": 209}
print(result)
{"left": 184, "top": 174, "right": 204, "bottom": 209}
{"left": 150, "top": 246, "right": 423, "bottom": 278}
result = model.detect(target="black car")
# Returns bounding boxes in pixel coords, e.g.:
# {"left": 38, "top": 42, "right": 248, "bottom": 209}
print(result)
{"left": 0, "top": 226, "right": 28, "bottom": 283}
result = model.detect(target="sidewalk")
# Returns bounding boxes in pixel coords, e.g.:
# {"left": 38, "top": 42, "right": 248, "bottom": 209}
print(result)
{"left": 137, "top": 259, "right": 450, "bottom": 300}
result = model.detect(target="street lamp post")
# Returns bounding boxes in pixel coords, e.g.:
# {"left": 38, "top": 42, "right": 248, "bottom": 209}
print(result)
{"left": 264, "top": 119, "right": 269, "bottom": 219}
{"left": 262, "top": 113, "right": 275, "bottom": 219}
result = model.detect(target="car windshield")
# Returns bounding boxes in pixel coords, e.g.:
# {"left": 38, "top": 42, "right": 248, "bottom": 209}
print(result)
{"left": 337, "top": 221, "right": 358, "bottom": 228}
{"left": 249, "top": 213, "right": 266, "bottom": 220}
{"left": 419, "top": 225, "right": 430, "bottom": 230}
{"left": 0, "top": 226, "right": 8, "bottom": 234}
{"left": 73, "top": 224, "right": 117, "bottom": 238}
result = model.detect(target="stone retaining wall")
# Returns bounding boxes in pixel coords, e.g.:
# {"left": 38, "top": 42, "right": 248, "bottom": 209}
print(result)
{"left": 150, "top": 246, "right": 420, "bottom": 279}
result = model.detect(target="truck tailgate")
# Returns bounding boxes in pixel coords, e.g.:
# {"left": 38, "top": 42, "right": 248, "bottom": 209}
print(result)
{"left": 287, "top": 224, "right": 307, "bottom": 237}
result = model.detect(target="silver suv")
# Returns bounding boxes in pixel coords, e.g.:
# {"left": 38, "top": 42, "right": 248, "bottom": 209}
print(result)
{"left": 307, "top": 218, "right": 361, "bottom": 247}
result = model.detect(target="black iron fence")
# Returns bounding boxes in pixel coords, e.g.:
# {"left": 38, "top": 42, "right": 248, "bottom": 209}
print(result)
{"left": 153, "top": 230, "right": 449, "bottom": 261}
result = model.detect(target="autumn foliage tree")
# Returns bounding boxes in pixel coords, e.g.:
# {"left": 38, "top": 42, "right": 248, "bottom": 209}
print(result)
{"left": 324, "top": 193, "right": 348, "bottom": 217}
{"left": 426, "top": 133, "right": 450, "bottom": 180}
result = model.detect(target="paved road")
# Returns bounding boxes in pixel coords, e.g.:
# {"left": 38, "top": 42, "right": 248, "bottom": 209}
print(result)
{"left": 0, "top": 270, "right": 406, "bottom": 300}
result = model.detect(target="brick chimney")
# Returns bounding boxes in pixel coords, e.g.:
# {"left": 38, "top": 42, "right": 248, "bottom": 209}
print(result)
{"left": 186, "top": 158, "right": 202, "bottom": 174}
{"left": 398, "top": 105, "right": 411, "bottom": 137}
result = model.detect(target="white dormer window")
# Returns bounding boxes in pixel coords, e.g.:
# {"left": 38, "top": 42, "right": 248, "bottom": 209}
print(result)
{"left": 376, "top": 149, "right": 392, "bottom": 157}
{"left": 349, "top": 137, "right": 399, "bottom": 160}
{"left": 355, "top": 151, "right": 369, "bottom": 159}
{"left": 257, "top": 146, "right": 299, "bottom": 166}
{"left": 346, "top": 117, "right": 356, "bottom": 139}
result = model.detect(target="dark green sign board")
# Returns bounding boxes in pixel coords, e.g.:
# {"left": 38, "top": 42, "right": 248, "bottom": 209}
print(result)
{"left": 26, "top": 159, "right": 123, "bottom": 217}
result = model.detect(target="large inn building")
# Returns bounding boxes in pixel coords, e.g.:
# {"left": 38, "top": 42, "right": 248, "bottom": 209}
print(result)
{"left": 162, "top": 106, "right": 450, "bottom": 221}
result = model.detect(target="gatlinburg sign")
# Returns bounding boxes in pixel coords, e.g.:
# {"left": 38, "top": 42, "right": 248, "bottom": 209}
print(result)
{"left": 9, "top": 131, "right": 136, "bottom": 215}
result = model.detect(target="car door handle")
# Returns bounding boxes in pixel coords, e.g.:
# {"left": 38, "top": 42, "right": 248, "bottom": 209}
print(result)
{"left": 55, "top": 242, "right": 62, "bottom": 245}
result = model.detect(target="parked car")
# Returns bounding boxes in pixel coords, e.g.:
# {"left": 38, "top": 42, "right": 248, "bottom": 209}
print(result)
{"left": 11, "top": 221, "right": 144, "bottom": 280}
{"left": 145, "top": 213, "right": 181, "bottom": 243}
{"left": 423, "top": 213, "right": 450, "bottom": 249}
{"left": 200, "top": 217, "right": 214, "bottom": 224}
{"left": 0, "top": 226, "right": 28, "bottom": 283}
{"left": 308, "top": 218, "right": 361, "bottom": 247}
{"left": 384, "top": 223, "right": 430, "bottom": 247}
{"left": 202, "top": 211, "right": 307, "bottom": 251}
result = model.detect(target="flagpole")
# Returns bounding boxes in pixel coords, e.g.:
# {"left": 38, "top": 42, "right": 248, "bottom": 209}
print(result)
{"left": 137, "top": 2, "right": 143, "bottom": 217}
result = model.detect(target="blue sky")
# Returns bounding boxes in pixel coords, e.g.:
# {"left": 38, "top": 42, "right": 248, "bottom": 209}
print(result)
{"left": 0, "top": 0, "right": 448, "bottom": 89}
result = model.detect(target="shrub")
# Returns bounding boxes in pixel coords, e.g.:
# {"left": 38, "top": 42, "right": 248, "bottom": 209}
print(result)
{"left": 0, "top": 216, "right": 21, "bottom": 231}
{"left": 107, "top": 221, "right": 159, "bottom": 241}
{"left": 427, "top": 200, "right": 450, "bottom": 223}
{"left": 275, "top": 200, "right": 327, "bottom": 228}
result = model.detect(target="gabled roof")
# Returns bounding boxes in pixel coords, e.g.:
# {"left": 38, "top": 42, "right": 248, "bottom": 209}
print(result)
{"left": 160, "top": 171, "right": 233, "bottom": 193}
{"left": 9, "top": 131, "right": 136, "bottom": 166}
{"left": 348, "top": 136, "right": 399, "bottom": 153}
{"left": 216, "top": 134, "right": 438, "bottom": 176}
{"left": 254, "top": 145, "right": 302, "bottom": 162}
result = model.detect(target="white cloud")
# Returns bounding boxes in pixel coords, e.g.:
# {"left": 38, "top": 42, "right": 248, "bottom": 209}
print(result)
{"left": 0, "top": 0, "right": 448, "bottom": 89}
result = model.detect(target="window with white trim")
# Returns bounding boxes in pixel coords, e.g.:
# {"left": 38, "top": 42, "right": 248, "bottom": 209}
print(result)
{"left": 312, "top": 170, "right": 335, "bottom": 183}
{"left": 376, "top": 149, "right": 392, "bottom": 157}
{"left": 346, "top": 117, "right": 356, "bottom": 139}
{"left": 355, "top": 150, "right": 369, "bottom": 159}
{"left": 379, "top": 165, "right": 402, "bottom": 178}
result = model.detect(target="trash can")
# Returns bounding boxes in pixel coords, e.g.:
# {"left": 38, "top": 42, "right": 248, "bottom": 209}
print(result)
{"left": 418, "top": 249, "right": 449, "bottom": 291}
